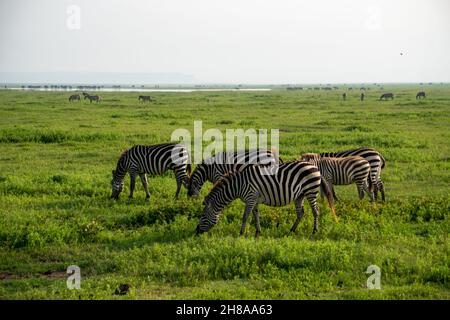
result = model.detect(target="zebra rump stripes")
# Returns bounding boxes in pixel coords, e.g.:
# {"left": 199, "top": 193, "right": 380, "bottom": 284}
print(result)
{"left": 196, "top": 161, "right": 335, "bottom": 237}
{"left": 111, "top": 143, "right": 191, "bottom": 200}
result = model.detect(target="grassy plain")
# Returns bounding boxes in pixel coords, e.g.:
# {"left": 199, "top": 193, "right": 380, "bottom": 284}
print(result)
{"left": 0, "top": 86, "right": 449, "bottom": 299}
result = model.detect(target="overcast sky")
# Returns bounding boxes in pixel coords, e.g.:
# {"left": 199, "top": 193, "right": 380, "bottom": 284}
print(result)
{"left": 0, "top": 0, "right": 449, "bottom": 84}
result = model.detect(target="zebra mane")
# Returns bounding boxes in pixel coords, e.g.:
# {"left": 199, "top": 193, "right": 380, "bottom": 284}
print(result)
{"left": 210, "top": 170, "right": 240, "bottom": 191}
{"left": 119, "top": 149, "right": 129, "bottom": 159}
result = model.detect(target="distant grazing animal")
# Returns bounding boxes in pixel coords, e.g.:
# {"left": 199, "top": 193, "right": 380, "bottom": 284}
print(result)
{"left": 360, "top": 93, "right": 365, "bottom": 101}
{"left": 342, "top": 93, "right": 347, "bottom": 101}
{"left": 84, "top": 94, "right": 101, "bottom": 103}
{"left": 138, "top": 95, "right": 153, "bottom": 102}
{"left": 188, "top": 149, "right": 282, "bottom": 197}
{"left": 416, "top": 91, "right": 426, "bottom": 99}
{"left": 300, "top": 154, "right": 374, "bottom": 202}
{"left": 319, "top": 148, "right": 386, "bottom": 201}
{"left": 196, "top": 161, "right": 335, "bottom": 237}
{"left": 111, "top": 143, "right": 191, "bottom": 201}
{"left": 69, "top": 94, "right": 80, "bottom": 102}
{"left": 379, "top": 93, "right": 394, "bottom": 100}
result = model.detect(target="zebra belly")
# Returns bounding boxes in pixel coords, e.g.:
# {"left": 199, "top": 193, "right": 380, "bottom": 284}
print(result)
{"left": 257, "top": 191, "right": 295, "bottom": 207}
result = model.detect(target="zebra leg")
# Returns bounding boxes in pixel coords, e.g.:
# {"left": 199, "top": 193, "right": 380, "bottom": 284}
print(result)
{"left": 377, "top": 179, "right": 386, "bottom": 202}
{"left": 306, "top": 194, "right": 319, "bottom": 234}
{"left": 139, "top": 173, "right": 151, "bottom": 199}
{"left": 252, "top": 206, "right": 261, "bottom": 238}
{"left": 329, "top": 182, "right": 339, "bottom": 202}
{"left": 240, "top": 201, "right": 256, "bottom": 236}
{"left": 129, "top": 173, "right": 136, "bottom": 198}
{"left": 363, "top": 181, "right": 375, "bottom": 202}
{"left": 371, "top": 175, "right": 379, "bottom": 201}
{"left": 290, "top": 197, "right": 305, "bottom": 233}
{"left": 356, "top": 182, "right": 365, "bottom": 200}
{"left": 174, "top": 180, "right": 182, "bottom": 199}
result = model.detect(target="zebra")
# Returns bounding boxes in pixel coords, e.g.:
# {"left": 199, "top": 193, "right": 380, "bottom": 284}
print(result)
{"left": 196, "top": 161, "right": 336, "bottom": 237}
{"left": 360, "top": 93, "right": 365, "bottom": 101}
{"left": 379, "top": 93, "right": 394, "bottom": 100}
{"left": 300, "top": 154, "right": 374, "bottom": 202}
{"left": 187, "top": 149, "right": 282, "bottom": 197}
{"left": 111, "top": 143, "right": 191, "bottom": 200}
{"left": 138, "top": 95, "right": 153, "bottom": 102}
{"left": 84, "top": 94, "right": 101, "bottom": 103}
{"left": 319, "top": 148, "right": 386, "bottom": 201}
{"left": 342, "top": 93, "right": 347, "bottom": 101}
{"left": 416, "top": 91, "right": 426, "bottom": 99}
{"left": 69, "top": 94, "right": 80, "bottom": 102}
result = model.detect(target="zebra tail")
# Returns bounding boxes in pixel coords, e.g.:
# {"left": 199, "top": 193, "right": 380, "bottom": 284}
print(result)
{"left": 320, "top": 176, "right": 338, "bottom": 222}
{"left": 186, "top": 163, "right": 192, "bottom": 177}
{"left": 380, "top": 153, "right": 386, "bottom": 169}
{"left": 368, "top": 177, "right": 374, "bottom": 192}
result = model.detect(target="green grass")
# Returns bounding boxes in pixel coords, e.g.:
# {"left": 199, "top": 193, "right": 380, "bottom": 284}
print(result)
{"left": 0, "top": 86, "right": 449, "bottom": 299}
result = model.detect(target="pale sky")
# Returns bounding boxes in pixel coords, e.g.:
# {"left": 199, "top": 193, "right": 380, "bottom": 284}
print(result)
{"left": 0, "top": 0, "right": 449, "bottom": 84}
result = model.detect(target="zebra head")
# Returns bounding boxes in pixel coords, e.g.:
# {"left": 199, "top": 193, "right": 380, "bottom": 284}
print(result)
{"left": 111, "top": 170, "right": 124, "bottom": 199}
{"left": 196, "top": 198, "right": 219, "bottom": 234}
{"left": 188, "top": 163, "right": 207, "bottom": 197}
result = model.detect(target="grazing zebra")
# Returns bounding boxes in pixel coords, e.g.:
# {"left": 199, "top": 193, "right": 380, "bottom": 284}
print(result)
{"left": 111, "top": 143, "right": 191, "bottom": 200}
{"left": 342, "top": 93, "right": 347, "bottom": 101}
{"left": 196, "top": 161, "right": 336, "bottom": 237}
{"left": 360, "top": 93, "right": 365, "bottom": 101}
{"left": 84, "top": 94, "right": 101, "bottom": 103}
{"left": 138, "top": 95, "right": 153, "bottom": 102}
{"left": 416, "top": 91, "right": 426, "bottom": 99}
{"left": 379, "top": 93, "right": 394, "bottom": 100}
{"left": 69, "top": 94, "right": 80, "bottom": 102}
{"left": 188, "top": 149, "right": 282, "bottom": 197}
{"left": 319, "top": 148, "right": 386, "bottom": 201}
{"left": 300, "top": 154, "right": 374, "bottom": 202}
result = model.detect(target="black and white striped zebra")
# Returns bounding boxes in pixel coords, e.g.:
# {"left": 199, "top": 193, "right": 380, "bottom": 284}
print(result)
{"left": 69, "top": 94, "right": 80, "bottom": 102}
{"left": 319, "top": 148, "right": 386, "bottom": 201}
{"left": 111, "top": 143, "right": 191, "bottom": 200}
{"left": 82, "top": 92, "right": 101, "bottom": 103}
{"left": 196, "top": 161, "right": 335, "bottom": 237}
{"left": 300, "top": 153, "right": 374, "bottom": 202}
{"left": 138, "top": 95, "right": 153, "bottom": 102}
{"left": 188, "top": 149, "right": 281, "bottom": 197}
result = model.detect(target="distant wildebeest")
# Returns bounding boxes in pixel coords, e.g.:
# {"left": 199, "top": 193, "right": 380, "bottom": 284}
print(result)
{"left": 69, "top": 94, "right": 80, "bottom": 102}
{"left": 379, "top": 93, "right": 394, "bottom": 100}
{"left": 416, "top": 91, "right": 426, "bottom": 99}
{"left": 342, "top": 93, "right": 347, "bottom": 101}
{"left": 138, "top": 95, "right": 153, "bottom": 102}
{"left": 84, "top": 93, "right": 101, "bottom": 103}
{"left": 360, "top": 93, "right": 365, "bottom": 101}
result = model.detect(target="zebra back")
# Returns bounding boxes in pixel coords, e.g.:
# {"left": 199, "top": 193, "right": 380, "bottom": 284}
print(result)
{"left": 113, "top": 143, "right": 190, "bottom": 183}
{"left": 188, "top": 149, "right": 280, "bottom": 196}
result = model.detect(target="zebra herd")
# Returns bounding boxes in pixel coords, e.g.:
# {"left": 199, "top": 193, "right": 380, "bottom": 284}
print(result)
{"left": 341, "top": 92, "right": 426, "bottom": 101}
{"left": 111, "top": 143, "right": 386, "bottom": 237}
{"left": 68, "top": 93, "right": 101, "bottom": 103}
{"left": 69, "top": 93, "right": 155, "bottom": 103}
